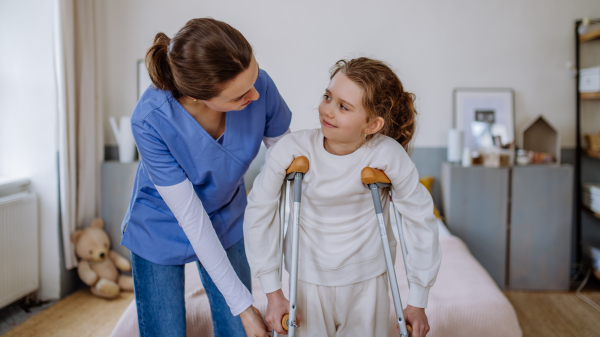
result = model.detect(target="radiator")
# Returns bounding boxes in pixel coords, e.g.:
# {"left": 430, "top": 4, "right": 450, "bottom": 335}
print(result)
{"left": 0, "top": 192, "right": 38, "bottom": 309}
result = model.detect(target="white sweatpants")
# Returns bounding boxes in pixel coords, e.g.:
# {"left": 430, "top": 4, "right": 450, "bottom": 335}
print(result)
{"left": 296, "top": 273, "right": 390, "bottom": 337}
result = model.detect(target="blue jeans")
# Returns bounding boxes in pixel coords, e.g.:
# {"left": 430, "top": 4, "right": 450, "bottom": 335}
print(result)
{"left": 131, "top": 238, "right": 252, "bottom": 337}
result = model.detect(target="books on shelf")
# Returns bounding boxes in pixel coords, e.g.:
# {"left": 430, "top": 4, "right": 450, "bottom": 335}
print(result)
{"left": 583, "top": 183, "right": 600, "bottom": 213}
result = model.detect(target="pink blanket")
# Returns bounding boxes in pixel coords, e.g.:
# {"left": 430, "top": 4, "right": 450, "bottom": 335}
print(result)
{"left": 110, "top": 234, "right": 521, "bottom": 337}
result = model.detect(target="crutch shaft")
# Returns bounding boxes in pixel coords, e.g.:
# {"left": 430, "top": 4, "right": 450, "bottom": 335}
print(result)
{"left": 369, "top": 185, "right": 411, "bottom": 337}
{"left": 287, "top": 174, "right": 302, "bottom": 335}
{"left": 391, "top": 198, "right": 410, "bottom": 282}
{"left": 278, "top": 156, "right": 309, "bottom": 336}
{"left": 274, "top": 182, "right": 289, "bottom": 337}
{"left": 278, "top": 183, "right": 287, "bottom": 280}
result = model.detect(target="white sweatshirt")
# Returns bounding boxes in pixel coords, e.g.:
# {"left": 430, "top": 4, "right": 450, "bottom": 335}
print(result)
{"left": 154, "top": 130, "right": 289, "bottom": 316}
{"left": 244, "top": 129, "right": 441, "bottom": 308}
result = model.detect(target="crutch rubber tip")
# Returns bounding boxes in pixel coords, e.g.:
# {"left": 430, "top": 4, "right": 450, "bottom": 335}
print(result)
{"left": 286, "top": 156, "right": 309, "bottom": 174}
{"left": 361, "top": 167, "right": 391, "bottom": 184}
{"left": 281, "top": 314, "right": 289, "bottom": 331}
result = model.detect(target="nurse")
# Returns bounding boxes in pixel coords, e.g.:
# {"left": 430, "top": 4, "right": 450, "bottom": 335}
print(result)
{"left": 121, "top": 18, "right": 291, "bottom": 337}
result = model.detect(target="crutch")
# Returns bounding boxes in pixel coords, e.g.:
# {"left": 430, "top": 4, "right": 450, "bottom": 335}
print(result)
{"left": 274, "top": 156, "right": 309, "bottom": 337}
{"left": 362, "top": 167, "right": 412, "bottom": 337}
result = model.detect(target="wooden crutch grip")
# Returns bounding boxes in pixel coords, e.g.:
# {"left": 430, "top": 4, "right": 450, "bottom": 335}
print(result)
{"left": 361, "top": 167, "right": 391, "bottom": 184}
{"left": 286, "top": 156, "right": 309, "bottom": 175}
{"left": 281, "top": 314, "right": 289, "bottom": 331}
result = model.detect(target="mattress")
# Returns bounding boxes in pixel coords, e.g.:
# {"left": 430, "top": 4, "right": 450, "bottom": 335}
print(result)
{"left": 110, "top": 220, "right": 522, "bottom": 337}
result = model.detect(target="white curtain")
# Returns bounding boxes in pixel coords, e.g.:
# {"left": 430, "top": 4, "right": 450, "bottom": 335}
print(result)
{"left": 55, "top": 0, "right": 103, "bottom": 269}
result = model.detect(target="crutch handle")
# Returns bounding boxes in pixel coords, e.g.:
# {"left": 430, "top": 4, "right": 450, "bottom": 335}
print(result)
{"left": 286, "top": 156, "right": 309, "bottom": 174}
{"left": 281, "top": 314, "right": 289, "bottom": 331}
{"left": 361, "top": 167, "right": 391, "bottom": 184}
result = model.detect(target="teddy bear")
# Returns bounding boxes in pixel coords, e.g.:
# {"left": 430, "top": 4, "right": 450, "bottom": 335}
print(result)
{"left": 70, "top": 218, "right": 134, "bottom": 299}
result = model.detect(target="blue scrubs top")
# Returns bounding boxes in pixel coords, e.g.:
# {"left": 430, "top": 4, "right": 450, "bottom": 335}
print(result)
{"left": 121, "top": 69, "right": 292, "bottom": 265}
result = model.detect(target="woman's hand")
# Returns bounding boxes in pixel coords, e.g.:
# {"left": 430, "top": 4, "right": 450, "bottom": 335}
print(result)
{"left": 403, "top": 305, "right": 430, "bottom": 337}
{"left": 239, "top": 305, "right": 269, "bottom": 337}
{"left": 265, "top": 289, "right": 300, "bottom": 335}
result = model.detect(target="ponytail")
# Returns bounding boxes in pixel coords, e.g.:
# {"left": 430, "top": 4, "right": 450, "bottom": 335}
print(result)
{"left": 395, "top": 91, "right": 417, "bottom": 151}
{"left": 145, "top": 33, "right": 180, "bottom": 98}
{"left": 143, "top": 18, "right": 253, "bottom": 100}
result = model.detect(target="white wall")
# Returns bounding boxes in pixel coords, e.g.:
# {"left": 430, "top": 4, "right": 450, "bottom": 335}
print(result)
{"left": 0, "top": 0, "right": 61, "bottom": 299}
{"left": 97, "top": 0, "right": 600, "bottom": 148}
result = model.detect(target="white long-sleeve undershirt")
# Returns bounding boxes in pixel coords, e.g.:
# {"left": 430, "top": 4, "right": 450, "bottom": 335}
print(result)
{"left": 263, "top": 129, "right": 290, "bottom": 148}
{"left": 152, "top": 130, "right": 290, "bottom": 316}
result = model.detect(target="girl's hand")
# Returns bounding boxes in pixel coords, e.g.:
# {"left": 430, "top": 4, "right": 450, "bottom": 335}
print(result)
{"left": 239, "top": 305, "right": 269, "bottom": 337}
{"left": 402, "top": 305, "right": 430, "bottom": 337}
{"left": 265, "top": 289, "right": 301, "bottom": 334}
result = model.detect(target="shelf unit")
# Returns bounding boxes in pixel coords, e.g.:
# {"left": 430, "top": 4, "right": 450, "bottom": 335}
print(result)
{"left": 581, "top": 92, "right": 600, "bottom": 100}
{"left": 584, "top": 206, "right": 600, "bottom": 220}
{"left": 575, "top": 20, "right": 600, "bottom": 263}
{"left": 583, "top": 148, "right": 600, "bottom": 160}
{"left": 580, "top": 27, "right": 600, "bottom": 42}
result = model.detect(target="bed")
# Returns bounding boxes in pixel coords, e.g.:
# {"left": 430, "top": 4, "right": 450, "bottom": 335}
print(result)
{"left": 110, "top": 219, "right": 522, "bottom": 337}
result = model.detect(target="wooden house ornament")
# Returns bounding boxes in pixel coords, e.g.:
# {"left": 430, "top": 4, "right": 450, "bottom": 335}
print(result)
{"left": 521, "top": 115, "right": 561, "bottom": 164}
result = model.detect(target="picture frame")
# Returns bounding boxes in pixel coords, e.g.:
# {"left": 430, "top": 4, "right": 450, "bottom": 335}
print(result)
{"left": 453, "top": 88, "right": 515, "bottom": 151}
{"left": 137, "top": 59, "right": 153, "bottom": 100}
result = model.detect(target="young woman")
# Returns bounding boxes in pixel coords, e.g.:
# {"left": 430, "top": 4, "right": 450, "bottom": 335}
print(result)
{"left": 244, "top": 58, "right": 441, "bottom": 337}
{"left": 121, "top": 18, "right": 291, "bottom": 337}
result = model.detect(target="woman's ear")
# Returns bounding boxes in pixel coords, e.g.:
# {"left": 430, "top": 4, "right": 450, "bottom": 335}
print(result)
{"left": 364, "top": 116, "right": 385, "bottom": 136}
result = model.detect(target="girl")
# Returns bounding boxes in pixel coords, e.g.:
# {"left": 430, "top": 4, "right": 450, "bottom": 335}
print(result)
{"left": 244, "top": 58, "right": 441, "bottom": 337}
{"left": 122, "top": 18, "right": 291, "bottom": 337}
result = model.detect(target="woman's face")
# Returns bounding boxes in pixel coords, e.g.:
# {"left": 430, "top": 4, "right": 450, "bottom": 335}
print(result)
{"left": 318, "top": 72, "right": 371, "bottom": 144}
{"left": 203, "top": 56, "right": 260, "bottom": 112}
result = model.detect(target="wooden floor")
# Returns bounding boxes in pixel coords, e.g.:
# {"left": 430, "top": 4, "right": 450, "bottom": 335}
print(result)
{"left": 505, "top": 275, "right": 600, "bottom": 337}
{"left": 1, "top": 290, "right": 133, "bottom": 337}
{"left": 505, "top": 291, "right": 600, "bottom": 336}
{"left": 0, "top": 299, "right": 56, "bottom": 335}
{"left": 1, "top": 281, "right": 600, "bottom": 337}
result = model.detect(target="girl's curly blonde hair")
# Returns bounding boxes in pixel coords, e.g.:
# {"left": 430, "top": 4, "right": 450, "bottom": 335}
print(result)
{"left": 330, "top": 57, "right": 417, "bottom": 151}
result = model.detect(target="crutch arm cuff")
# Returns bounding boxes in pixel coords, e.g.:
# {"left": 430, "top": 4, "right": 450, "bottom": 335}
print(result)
{"left": 286, "top": 156, "right": 309, "bottom": 174}
{"left": 361, "top": 167, "right": 391, "bottom": 184}
{"left": 407, "top": 283, "right": 430, "bottom": 308}
{"left": 258, "top": 270, "right": 282, "bottom": 294}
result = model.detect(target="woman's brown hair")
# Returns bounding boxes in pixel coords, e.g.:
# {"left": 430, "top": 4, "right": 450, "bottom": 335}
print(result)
{"left": 329, "top": 57, "right": 417, "bottom": 151}
{"left": 145, "top": 18, "right": 253, "bottom": 100}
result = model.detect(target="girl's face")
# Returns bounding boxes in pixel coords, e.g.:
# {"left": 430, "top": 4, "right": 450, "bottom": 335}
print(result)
{"left": 318, "top": 72, "right": 382, "bottom": 145}
{"left": 203, "top": 56, "right": 260, "bottom": 112}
